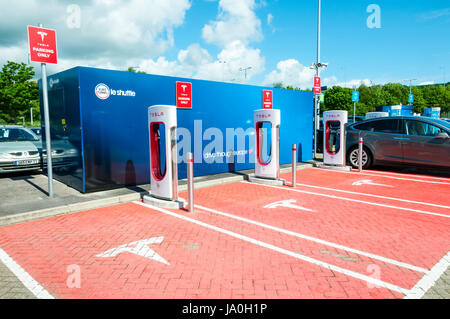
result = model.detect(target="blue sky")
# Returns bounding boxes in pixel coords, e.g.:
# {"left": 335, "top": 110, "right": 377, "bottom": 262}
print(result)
{"left": 0, "top": 0, "right": 448, "bottom": 88}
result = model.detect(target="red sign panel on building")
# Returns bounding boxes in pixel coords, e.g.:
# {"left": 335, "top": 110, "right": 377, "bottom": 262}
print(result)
{"left": 176, "top": 82, "right": 192, "bottom": 109}
{"left": 27, "top": 25, "right": 58, "bottom": 64}
{"left": 262, "top": 90, "right": 273, "bottom": 109}
{"left": 313, "top": 76, "right": 321, "bottom": 94}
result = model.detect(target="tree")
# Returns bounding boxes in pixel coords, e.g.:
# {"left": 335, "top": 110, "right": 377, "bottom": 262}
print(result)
{"left": 0, "top": 61, "right": 38, "bottom": 124}
{"left": 272, "top": 82, "right": 283, "bottom": 89}
{"left": 126, "top": 66, "right": 146, "bottom": 74}
{"left": 323, "top": 86, "right": 353, "bottom": 112}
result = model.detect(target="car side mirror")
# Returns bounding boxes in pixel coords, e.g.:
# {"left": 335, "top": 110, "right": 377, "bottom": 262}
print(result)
{"left": 436, "top": 132, "right": 449, "bottom": 139}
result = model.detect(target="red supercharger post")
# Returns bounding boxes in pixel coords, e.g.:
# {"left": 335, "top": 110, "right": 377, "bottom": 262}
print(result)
{"left": 27, "top": 24, "right": 58, "bottom": 198}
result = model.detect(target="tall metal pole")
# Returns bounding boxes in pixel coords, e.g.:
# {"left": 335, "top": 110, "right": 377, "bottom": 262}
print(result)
{"left": 313, "top": 0, "right": 321, "bottom": 159}
{"left": 353, "top": 102, "right": 356, "bottom": 123}
{"left": 39, "top": 23, "right": 54, "bottom": 198}
{"left": 30, "top": 107, "right": 33, "bottom": 126}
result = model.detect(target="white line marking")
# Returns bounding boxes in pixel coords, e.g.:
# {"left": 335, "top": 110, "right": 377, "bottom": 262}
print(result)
{"left": 244, "top": 182, "right": 450, "bottom": 219}
{"left": 295, "top": 182, "right": 450, "bottom": 210}
{"left": 132, "top": 201, "right": 411, "bottom": 295}
{"left": 0, "top": 248, "right": 54, "bottom": 299}
{"left": 312, "top": 168, "right": 450, "bottom": 185}
{"left": 404, "top": 252, "right": 450, "bottom": 299}
{"left": 363, "top": 170, "right": 450, "bottom": 182}
{"left": 194, "top": 203, "right": 428, "bottom": 273}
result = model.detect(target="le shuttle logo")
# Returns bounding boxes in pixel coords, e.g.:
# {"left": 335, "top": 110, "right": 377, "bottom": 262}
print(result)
{"left": 27, "top": 25, "right": 58, "bottom": 64}
{"left": 176, "top": 81, "right": 192, "bottom": 109}
{"left": 95, "top": 83, "right": 110, "bottom": 100}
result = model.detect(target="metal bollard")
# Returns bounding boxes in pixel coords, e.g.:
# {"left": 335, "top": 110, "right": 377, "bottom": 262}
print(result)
{"left": 358, "top": 137, "right": 363, "bottom": 172}
{"left": 187, "top": 152, "right": 194, "bottom": 212}
{"left": 292, "top": 144, "right": 297, "bottom": 187}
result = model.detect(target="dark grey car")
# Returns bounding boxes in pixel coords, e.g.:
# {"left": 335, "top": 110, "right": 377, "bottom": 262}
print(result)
{"left": 346, "top": 116, "right": 450, "bottom": 169}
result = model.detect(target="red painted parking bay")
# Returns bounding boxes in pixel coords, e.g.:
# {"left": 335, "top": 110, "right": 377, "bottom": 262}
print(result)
{"left": 0, "top": 168, "right": 448, "bottom": 299}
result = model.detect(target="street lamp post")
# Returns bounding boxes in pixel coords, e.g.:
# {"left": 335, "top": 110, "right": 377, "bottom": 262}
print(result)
{"left": 239, "top": 66, "right": 252, "bottom": 81}
{"left": 311, "top": 0, "right": 328, "bottom": 159}
{"left": 403, "top": 78, "right": 417, "bottom": 106}
{"left": 219, "top": 61, "right": 226, "bottom": 81}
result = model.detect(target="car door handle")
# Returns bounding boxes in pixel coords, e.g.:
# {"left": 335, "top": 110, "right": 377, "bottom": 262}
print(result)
{"left": 393, "top": 137, "right": 410, "bottom": 141}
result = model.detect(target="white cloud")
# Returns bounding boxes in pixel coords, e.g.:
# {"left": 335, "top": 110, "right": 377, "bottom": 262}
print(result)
{"left": 0, "top": 0, "right": 192, "bottom": 71}
{"left": 263, "top": 59, "right": 315, "bottom": 89}
{"left": 138, "top": 40, "right": 264, "bottom": 83}
{"left": 202, "top": 0, "right": 263, "bottom": 47}
{"left": 262, "top": 59, "right": 372, "bottom": 89}
{"left": 419, "top": 81, "right": 434, "bottom": 85}
{"left": 330, "top": 78, "right": 372, "bottom": 88}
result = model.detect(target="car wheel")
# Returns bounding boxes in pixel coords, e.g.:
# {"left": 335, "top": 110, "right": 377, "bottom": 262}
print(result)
{"left": 347, "top": 145, "right": 372, "bottom": 169}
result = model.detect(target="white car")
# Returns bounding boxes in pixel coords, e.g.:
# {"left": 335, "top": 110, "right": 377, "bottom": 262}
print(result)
{"left": 0, "top": 125, "right": 41, "bottom": 173}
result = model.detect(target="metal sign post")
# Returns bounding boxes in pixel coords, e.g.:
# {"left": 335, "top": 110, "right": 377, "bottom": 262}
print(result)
{"left": 41, "top": 61, "right": 54, "bottom": 197}
{"left": 352, "top": 90, "right": 359, "bottom": 123}
{"left": 28, "top": 23, "right": 58, "bottom": 198}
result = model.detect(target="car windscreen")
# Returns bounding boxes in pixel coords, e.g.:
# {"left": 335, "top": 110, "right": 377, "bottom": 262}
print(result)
{"left": 352, "top": 119, "right": 403, "bottom": 134}
{"left": 0, "top": 128, "right": 38, "bottom": 142}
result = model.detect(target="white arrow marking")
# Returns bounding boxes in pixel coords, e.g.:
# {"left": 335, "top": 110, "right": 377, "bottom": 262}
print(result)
{"left": 264, "top": 199, "right": 314, "bottom": 212}
{"left": 352, "top": 179, "right": 392, "bottom": 187}
{"left": 96, "top": 236, "right": 169, "bottom": 265}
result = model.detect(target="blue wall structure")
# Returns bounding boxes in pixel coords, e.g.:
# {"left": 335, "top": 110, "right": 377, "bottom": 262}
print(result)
{"left": 376, "top": 105, "right": 414, "bottom": 116}
{"left": 423, "top": 107, "right": 441, "bottom": 119}
{"left": 40, "top": 66, "right": 313, "bottom": 193}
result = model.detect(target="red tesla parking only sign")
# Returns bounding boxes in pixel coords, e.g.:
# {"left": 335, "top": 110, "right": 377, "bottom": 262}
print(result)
{"left": 262, "top": 90, "right": 273, "bottom": 109}
{"left": 313, "top": 76, "right": 321, "bottom": 94}
{"left": 176, "top": 82, "right": 192, "bottom": 109}
{"left": 27, "top": 25, "right": 58, "bottom": 64}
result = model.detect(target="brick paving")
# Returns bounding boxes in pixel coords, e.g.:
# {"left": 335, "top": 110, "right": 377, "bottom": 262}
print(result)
{"left": 0, "top": 260, "right": 35, "bottom": 299}
{"left": 0, "top": 168, "right": 448, "bottom": 299}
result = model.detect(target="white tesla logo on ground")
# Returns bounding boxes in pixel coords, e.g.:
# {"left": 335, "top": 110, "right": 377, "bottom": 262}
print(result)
{"left": 37, "top": 31, "right": 47, "bottom": 41}
{"left": 96, "top": 236, "right": 169, "bottom": 265}
{"left": 352, "top": 179, "right": 392, "bottom": 187}
{"left": 264, "top": 199, "right": 314, "bottom": 212}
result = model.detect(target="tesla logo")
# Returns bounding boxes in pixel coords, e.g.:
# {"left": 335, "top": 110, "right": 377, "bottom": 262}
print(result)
{"left": 181, "top": 84, "right": 187, "bottom": 92}
{"left": 37, "top": 31, "right": 47, "bottom": 41}
{"left": 265, "top": 92, "right": 270, "bottom": 98}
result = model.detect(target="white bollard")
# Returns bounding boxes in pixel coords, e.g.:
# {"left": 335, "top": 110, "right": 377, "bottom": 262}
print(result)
{"left": 358, "top": 137, "right": 363, "bottom": 172}
{"left": 292, "top": 144, "right": 297, "bottom": 187}
{"left": 187, "top": 152, "right": 194, "bottom": 212}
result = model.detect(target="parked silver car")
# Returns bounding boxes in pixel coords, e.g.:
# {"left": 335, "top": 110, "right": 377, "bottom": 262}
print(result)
{"left": 0, "top": 125, "right": 41, "bottom": 173}
{"left": 346, "top": 116, "right": 450, "bottom": 169}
